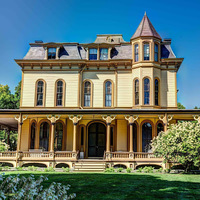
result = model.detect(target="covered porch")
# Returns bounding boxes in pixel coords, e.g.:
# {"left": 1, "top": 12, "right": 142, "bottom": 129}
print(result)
{"left": 0, "top": 109, "right": 199, "bottom": 168}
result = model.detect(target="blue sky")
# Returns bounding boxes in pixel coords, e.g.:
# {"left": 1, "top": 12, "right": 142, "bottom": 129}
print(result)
{"left": 0, "top": 0, "right": 200, "bottom": 108}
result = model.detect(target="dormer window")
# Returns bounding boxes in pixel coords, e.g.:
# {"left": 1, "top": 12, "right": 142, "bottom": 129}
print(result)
{"left": 48, "top": 47, "right": 56, "bottom": 59}
{"left": 100, "top": 48, "right": 108, "bottom": 60}
{"left": 143, "top": 43, "right": 150, "bottom": 60}
{"left": 89, "top": 48, "right": 97, "bottom": 60}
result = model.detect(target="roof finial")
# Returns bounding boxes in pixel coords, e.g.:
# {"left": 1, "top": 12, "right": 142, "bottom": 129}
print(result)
{"left": 144, "top": 11, "right": 147, "bottom": 16}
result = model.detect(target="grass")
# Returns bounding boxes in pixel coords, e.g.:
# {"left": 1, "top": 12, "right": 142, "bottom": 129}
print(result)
{"left": 2, "top": 171, "right": 200, "bottom": 200}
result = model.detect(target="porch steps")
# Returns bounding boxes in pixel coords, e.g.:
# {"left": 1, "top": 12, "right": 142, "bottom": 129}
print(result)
{"left": 74, "top": 160, "right": 106, "bottom": 172}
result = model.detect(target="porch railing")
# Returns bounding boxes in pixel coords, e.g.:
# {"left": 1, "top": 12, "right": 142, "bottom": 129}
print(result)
{"left": 0, "top": 151, "right": 16, "bottom": 158}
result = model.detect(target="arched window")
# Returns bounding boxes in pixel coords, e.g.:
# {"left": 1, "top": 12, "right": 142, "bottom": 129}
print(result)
{"left": 142, "top": 122, "right": 152, "bottom": 152}
{"left": 30, "top": 122, "right": 36, "bottom": 149}
{"left": 155, "top": 79, "right": 159, "bottom": 106}
{"left": 157, "top": 123, "right": 164, "bottom": 136}
{"left": 154, "top": 43, "right": 158, "bottom": 62}
{"left": 56, "top": 80, "right": 64, "bottom": 106}
{"left": 144, "top": 78, "right": 150, "bottom": 105}
{"left": 84, "top": 81, "right": 91, "bottom": 107}
{"left": 135, "top": 79, "right": 139, "bottom": 105}
{"left": 55, "top": 122, "right": 63, "bottom": 151}
{"left": 105, "top": 81, "right": 113, "bottom": 107}
{"left": 144, "top": 43, "right": 150, "bottom": 60}
{"left": 134, "top": 44, "right": 139, "bottom": 62}
{"left": 39, "top": 122, "right": 50, "bottom": 151}
{"left": 36, "top": 80, "right": 45, "bottom": 106}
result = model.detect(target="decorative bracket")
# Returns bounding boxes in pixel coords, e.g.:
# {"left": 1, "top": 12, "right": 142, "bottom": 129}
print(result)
{"left": 47, "top": 115, "right": 61, "bottom": 124}
{"left": 14, "top": 115, "right": 28, "bottom": 124}
{"left": 193, "top": 115, "right": 200, "bottom": 123}
{"left": 69, "top": 115, "right": 83, "bottom": 125}
{"left": 102, "top": 115, "right": 116, "bottom": 125}
{"left": 158, "top": 114, "right": 173, "bottom": 126}
{"left": 124, "top": 115, "right": 138, "bottom": 124}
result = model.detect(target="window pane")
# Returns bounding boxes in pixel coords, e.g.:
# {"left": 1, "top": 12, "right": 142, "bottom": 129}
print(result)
{"left": 155, "top": 44, "right": 158, "bottom": 62}
{"left": 89, "top": 48, "right": 97, "bottom": 60}
{"left": 144, "top": 78, "right": 150, "bottom": 105}
{"left": 105, "top": 81, "right": 112, "bottom": 107}
{"left": 48, "top": 48, "right": 56, "bottom": 59}
{"left": 155, "top": 79, "right": 159, "bottom": 105}
{"left": 135, "top": 44, "right": 139, "bottom": 62}
{"left": 144, "top": 44, "right": 150, "bottom": 60}
{"left": 37, "top": 81, "right": 44, "bottom": 106}
{"left": 135, "top": 80, "right": 139, "bottom": 105}
{"left": 100, "top": 48, "right": 108, "bottom": 60}
{"left": 56, "top": 81, "right": 63, "bottom": 106}
{"left": 84, "top": 81, "right": 91, "bottom": 107}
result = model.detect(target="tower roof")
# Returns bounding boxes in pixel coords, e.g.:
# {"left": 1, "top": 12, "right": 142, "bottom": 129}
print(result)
{"left": 131, "top": 13, "right": 161, "bottom": 40}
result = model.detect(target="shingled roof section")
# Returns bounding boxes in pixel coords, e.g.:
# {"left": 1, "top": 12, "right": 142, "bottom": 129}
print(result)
{"left": 131, "top": 12, "right": 162, "bottom": 40}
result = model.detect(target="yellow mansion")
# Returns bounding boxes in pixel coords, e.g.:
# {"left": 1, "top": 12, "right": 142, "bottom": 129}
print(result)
{"left": 0, "top": 13, "right": 198, "bottom": 170}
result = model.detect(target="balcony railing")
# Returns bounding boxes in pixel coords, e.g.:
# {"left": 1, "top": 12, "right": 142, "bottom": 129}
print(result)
{"left": 0, "top": 151, "right": 16, "bottom": 158}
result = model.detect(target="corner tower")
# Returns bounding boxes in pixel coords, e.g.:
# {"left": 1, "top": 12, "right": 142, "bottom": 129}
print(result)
{"left": 131, "top": 13, "right": 182, "bottom": 109}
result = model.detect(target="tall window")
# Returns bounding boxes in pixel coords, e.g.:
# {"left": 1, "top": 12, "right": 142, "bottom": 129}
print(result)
{"left": 157, "top": 123, "right": 164, "bottom": 136}
{"left": 135, "top": 44, "right": 139, "bottom": 62}
{"left": 105, "top": 81, "right": 112, "bottom": 107}
{"left": 36, "top": 80, "right": 44, "bottom": 106}
{"left": 89, "top": 48, "right": 97, "bottom": 60}
{"left": 56, "top": 80, "right": 64, "bottom": 106}
{"left": 155, "top": 79, "right": 159, "bottom": 106}
{"left": 142, "top": 122, "right": 152, "bottom": 152}
{"left": 144, "top": 78, "right": 150, "bottom": 105}
{"left": 133, "top": 123, "right": 137, "bottom": 152}
{"left": 48, "top": 48, "right": 56, "bottom": 59}
{"left": 84, "top": 81, "right": 91, "bottom": 107}
{"left": 135, "top": 79, "right": 139, "bottom": 105}
{"left": 143, "top": 43, "right": 150, "bottom": 60}
{"left": 100, "top": 48, "right": 108, "bottom": 60}
{"left": 30, "top": 122, "right": 36, "bottom": 149}
{"left": 39, "top": 122, "right": 50, "bottom": 151}
{"left": 55, "top": 122, "right": 63, "bottom": 151}
{"left": 154, "top": 43, "right": 158, "bottom": 62}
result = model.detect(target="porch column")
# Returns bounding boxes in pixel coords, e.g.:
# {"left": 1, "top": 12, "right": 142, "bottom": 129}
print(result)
{"left": 15, "top": 114, "right": 28, "bottom": 152}
{"left": 158, "top": 114, "right": 173, "bottom": 132}
{"left": 47, "top": 115, "right": 61, "bottom": 152}
{"left": 125, "top": 115, "right": 138, "bottom": 152}
{"left": 69, "top": 115, "right": 83, "bottom": 152}
{"left": 102, "top": 115, "right": 116, "bottom": 153}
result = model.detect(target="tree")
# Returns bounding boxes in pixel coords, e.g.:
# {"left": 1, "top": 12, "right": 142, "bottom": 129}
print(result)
{"left": 177, "top": 102, "right": 185, "bottom": 109}
{"left": 0, "top": 82, "right": 21, "bottom": 109}
{"left": 194, "top": 106, "right": 200, "bottom": 109}
{"left": 151, "top": 121, "right": 200, "bottom": 172}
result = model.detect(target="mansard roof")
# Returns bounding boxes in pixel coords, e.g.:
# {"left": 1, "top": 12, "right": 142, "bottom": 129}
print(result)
{"left": 131, "top": 13, "right": 161, "bottom": 40}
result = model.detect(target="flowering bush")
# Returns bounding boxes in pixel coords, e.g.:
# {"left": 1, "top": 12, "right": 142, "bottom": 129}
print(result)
{"left": 0, "top": 140, "right": 9, "bottom": 152}
{"left": 152, "top": 121, "right": 200, "bottom": 172}
{"left": 0, "top": 174, "right": 76, "bottom": 199}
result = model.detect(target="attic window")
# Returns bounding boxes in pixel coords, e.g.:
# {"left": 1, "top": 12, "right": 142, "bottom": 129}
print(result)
{"left": 100, "top": 48, "right": 108, "bottom": 60}
{"left": 89, "top": 48, "right": 97, "bottom": 60}
{"left": 48, "top": 48, "right": 56, "bottom": 59}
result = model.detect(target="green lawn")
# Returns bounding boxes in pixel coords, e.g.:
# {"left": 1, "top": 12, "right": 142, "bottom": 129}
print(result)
{"left": 3, "top": 171, "right": 200, "bottom": 200}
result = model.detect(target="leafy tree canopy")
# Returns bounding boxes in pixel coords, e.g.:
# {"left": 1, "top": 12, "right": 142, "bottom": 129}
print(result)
{"left": 152, "top": 121, "right": 200, "bottom": 172}
{"left": 0, "top": 81, "right": 21, "bottom": 109}
{"left": 194, "top": 106, "right": 200, "bottom": 109}
{"left": 177, "top": 102, "right": 186, "bottom": 109}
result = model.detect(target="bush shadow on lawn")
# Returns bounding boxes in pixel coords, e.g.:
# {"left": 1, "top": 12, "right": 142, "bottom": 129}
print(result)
{"left": 3, "top": 172, "right": 200, "bottom": 200}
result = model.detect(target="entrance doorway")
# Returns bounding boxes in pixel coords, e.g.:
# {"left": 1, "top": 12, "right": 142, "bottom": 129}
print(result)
{"left": 88, "top": 122, "right": 106, "bottom": 157}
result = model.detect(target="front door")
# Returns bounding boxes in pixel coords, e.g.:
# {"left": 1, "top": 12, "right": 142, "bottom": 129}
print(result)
{"left": 88, "top": 122, "right": 106, "bottom": 157}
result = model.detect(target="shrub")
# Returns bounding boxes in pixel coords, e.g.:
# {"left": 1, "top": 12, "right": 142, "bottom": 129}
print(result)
{"left": 62, "top": 167, "right": 70, "bottom": 172}
{"left": 16, "top": 166, "right": 23, "bottom": 171}
{"left": 0, "top": 174, "right": 76, "bottom": 199}
{"left": 2, "top": 166, "right": 10, "bottom": 171}
{"left": 164, "top": 169, "right": 171, "bottom": 173}
{"left": 137, "top": 167, "right": 143, "bottom": 173}
{"left": 156, "top": 168, "right": 163, "bottom": 173}
{"left": 44, "top": 166, "right": 55, "bottom": 172}
{"left": 126, "top": 168, "right": 132, "bottom": 173}
{"left": 105, "top": 167, "right": 115, "bottom": 173}
{"left": 28, "top": 166, "right": 38, "bottom": 171}
{"left": 117, "top": 168, "right": 123, "bottom": 173}
{"left": 143, "top": 166, "right": 154, "bottom": 173}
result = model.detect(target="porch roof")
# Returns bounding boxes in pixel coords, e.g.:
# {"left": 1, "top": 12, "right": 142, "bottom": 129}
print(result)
{"left": 0, "top": 108, "right": 199, "bottom": 115}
